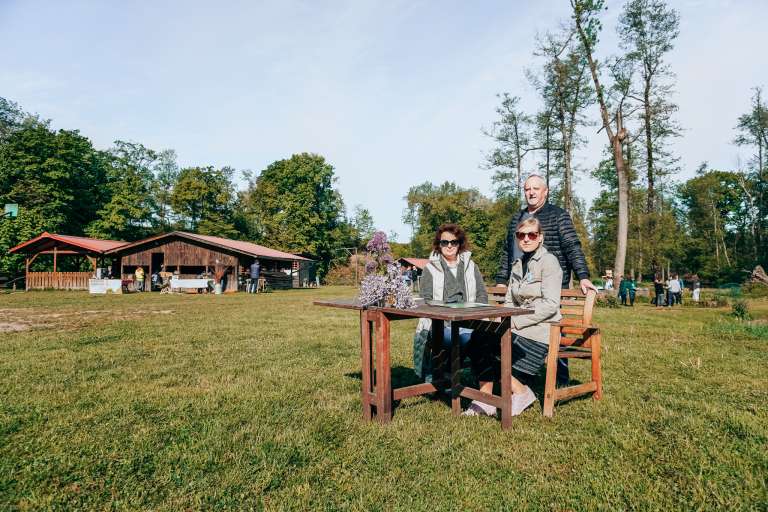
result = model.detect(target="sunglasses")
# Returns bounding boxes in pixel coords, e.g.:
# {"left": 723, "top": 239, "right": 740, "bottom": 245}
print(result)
{"left": 439, "top": 239, "right": 460, "bottom": 247}
{"left": 515, "top": 231, "right": 540, "bottom": 241}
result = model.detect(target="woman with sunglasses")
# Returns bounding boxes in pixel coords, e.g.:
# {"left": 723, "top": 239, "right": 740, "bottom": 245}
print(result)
{"left": 464, "top": 217, "right": 562, "bottom": 417}
{"left": 412, "top": 223, "right": 488, "bottom": 382}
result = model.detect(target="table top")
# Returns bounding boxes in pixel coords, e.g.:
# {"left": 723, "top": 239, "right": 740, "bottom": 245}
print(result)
{"left": 314, "top": 298, "right": 532, "bottom": 321}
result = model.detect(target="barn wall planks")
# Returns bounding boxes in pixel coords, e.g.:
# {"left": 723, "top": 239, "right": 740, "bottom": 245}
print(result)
{"left": 120, "top": 239, "right": 237, "bottom": 267}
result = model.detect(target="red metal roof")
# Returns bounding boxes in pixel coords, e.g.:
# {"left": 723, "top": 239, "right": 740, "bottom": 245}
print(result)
{"left": 104, "top": 231, "right": 311, "bottom": 261}
{"left": 8, "top": 232, "right": 127, "bottom": 255}
{"left": 185, "top": 233, "right": 311, "bottom": 261}
{"left": 398, "top": 257, "right": 429, "bottom": 269}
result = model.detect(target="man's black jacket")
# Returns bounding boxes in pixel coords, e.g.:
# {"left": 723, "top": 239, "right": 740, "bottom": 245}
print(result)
{"left": 495, "top": 202, "right": 590, "bottom": 288}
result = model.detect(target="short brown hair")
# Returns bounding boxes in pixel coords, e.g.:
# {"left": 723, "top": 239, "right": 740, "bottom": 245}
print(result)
{"left": 432, "top": 223, "right": 469, "bottom": 253}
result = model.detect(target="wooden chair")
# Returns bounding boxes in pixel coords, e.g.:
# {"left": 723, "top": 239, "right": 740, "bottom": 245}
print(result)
{"left": 485, "top": 286, "right": 602, "bottom": 417}
{"left": 543, "top": 289, "right": 602, "bottom": 417}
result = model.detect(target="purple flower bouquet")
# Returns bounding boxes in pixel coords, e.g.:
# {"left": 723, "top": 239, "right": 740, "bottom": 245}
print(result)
{"left": 358, "top": 231, "right": 416, "bottom": 309}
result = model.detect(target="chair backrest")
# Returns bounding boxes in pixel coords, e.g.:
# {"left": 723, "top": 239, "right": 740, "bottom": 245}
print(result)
{"left": 486, "top": 285, "right": 507, "bottom": 305}
{"left": 559, "top": 289, "right": 596, "bottom": 327}
{"left": 484, "top": 286, "right": 596, "bottom": 326}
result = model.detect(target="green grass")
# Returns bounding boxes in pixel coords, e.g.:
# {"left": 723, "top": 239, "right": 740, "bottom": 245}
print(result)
{"left": 1, "top": 288, "right": 767, "bottom": 510}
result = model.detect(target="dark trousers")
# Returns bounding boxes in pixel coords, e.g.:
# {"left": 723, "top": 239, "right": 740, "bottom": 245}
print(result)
{"left": 468, "top": 331, "right": 569, "bottom": 387}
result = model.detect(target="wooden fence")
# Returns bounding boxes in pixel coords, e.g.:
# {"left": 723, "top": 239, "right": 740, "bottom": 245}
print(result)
{"left": 27, "top": 272, "right": 92, "bottom": 290}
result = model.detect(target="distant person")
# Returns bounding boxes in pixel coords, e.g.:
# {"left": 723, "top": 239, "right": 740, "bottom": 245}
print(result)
{"left": 249, "top": 259, "right": 260, "bottom": 293}
{"left": 692, "top": 276, "right": 701, "bottom": 302}
{"left": 618, "top": 275, "right": 630, "bottom": 305}
{"left": 402, "top": 266, "right": 412, "bottom": 288}
{"left": 653, "top": 273, "right": 665, "bottom": 307}
{"left": 667, "top": 274, "right": 682, "bottom": 307}
{"left": 134, "top": 266, "right": 145, "bottom": 292}
{"left": 676, "top": 274, "right": 684, "bottom": 305}
{"left": 628, "top": 276, "right": 637, "bottom": 306}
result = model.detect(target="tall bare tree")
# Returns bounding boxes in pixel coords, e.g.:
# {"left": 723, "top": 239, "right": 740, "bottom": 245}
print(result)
{"left": 484, "top": 94, "right": 532, "bottom": 201}
{"left": 571, "top": 0, "right": 633, "bottom": 283}
{"left": 619, "top": 0, "right": 681, "bottom": 214}
{"left": 734, "top": 86, "right": 768, "bottom": 260}
{"left": 528, "top": 28, "right": 594, "bottom": 213}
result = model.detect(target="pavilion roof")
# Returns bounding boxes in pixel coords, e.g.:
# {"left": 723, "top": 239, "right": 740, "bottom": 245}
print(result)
{"left": 8, "top": 232, "right": 127, "bottom": 255}
{"left": 398, "top": 257, "right": 429, "bottom": 269}
{"left": 104, "top": 231, "right": 313, "bottom": 262}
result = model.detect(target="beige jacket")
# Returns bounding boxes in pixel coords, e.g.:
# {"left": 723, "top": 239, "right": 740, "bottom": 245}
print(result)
{"left": 504, "top": 245, "right": 563, "bottom": 344}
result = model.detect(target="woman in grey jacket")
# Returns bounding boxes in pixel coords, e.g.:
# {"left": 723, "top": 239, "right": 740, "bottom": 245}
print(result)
{"left": 412, "top": 224, "right": 488, "bottom": 381}
{"left": 464, "top": 217, "right": 563, "bottom": 417}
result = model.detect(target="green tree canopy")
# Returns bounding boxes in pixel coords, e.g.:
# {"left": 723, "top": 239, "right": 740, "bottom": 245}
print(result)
{"left": 247, "top": 153, "right": 346, "bottom": 276}
{"left": 171, "top": 165, "right": 239, "bottom": 238}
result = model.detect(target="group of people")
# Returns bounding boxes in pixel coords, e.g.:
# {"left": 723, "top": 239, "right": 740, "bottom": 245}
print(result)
{"left": 412, "top": 174, "right": 595, "bottom": 418}
{"left": 652, "top": 273, "right": 686, "bottom": 307}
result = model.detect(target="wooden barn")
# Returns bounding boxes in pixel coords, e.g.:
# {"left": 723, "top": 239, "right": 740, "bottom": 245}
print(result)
{"left": 105, "top": 231, "right": 315, "bottom": 292}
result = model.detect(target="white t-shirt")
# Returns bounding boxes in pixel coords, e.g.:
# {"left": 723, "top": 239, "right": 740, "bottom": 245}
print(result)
{"left": 667, "top": 279, "right": 681, "bottom": 293}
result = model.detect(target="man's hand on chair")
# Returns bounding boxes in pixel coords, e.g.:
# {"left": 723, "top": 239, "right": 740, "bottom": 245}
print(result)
{"left": 580, "top": 278, "right": 598, "bottom": 294}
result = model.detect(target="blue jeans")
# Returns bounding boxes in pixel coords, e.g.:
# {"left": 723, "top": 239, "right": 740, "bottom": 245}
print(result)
{"left": 442, "top": 326, "right": 473, "bottom": 348}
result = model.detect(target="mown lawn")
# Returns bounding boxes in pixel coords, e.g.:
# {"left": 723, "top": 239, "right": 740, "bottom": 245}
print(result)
{"left": 1, "top": 287, "right": 766, "bottom": 510}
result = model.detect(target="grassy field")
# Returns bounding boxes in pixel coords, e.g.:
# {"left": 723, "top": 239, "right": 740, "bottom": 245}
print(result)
{"left": 1, "top": 287, "right": 766, "bottom": 510}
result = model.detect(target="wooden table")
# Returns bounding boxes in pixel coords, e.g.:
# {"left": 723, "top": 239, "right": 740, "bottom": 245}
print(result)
{"left": 314, "top": 298, "right": 532, "bottom": 430}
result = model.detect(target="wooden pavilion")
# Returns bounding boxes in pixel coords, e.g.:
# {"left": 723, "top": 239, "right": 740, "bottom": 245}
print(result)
{"left": 8, "top": 232, "right": 126, "bottom": 290}
{"left": 105, "top": 231, "right": 315, "bottom": 292}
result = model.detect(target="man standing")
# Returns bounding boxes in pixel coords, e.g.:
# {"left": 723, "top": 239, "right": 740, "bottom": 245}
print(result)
{"left": 249, "top": 259, "right": 260, "bottom": 293}
{"left": 496, "top": 174, "right": 596, "bottom": 385}
{"left": 134, "top": 266, "right": 145, "bottom": 292}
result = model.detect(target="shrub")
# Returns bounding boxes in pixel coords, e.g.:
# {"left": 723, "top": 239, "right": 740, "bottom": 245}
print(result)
{"left": 597, "top": 295, "right": 620, "bottom": 308}
{"left": 742, "top": 282, "right": 768, "bottom": 298}
{"left": 731, "top": 300, "right": 751, "bottom": 321}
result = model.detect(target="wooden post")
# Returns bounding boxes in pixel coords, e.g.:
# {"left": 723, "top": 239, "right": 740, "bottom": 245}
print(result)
{"left": 25, "top": 257, "right": 29, "bottom": 291}
{"left": 360, "top": 310, "right": 373, "bottom": 421}
{"left": 53, "top": 246, "right": 57, "bottom": 273}
{"left": 375, "top": 311, "right": 392, "bottom": 423}
{"left": 500, "top": 318, "right": 513, "bottom": 429}
{"left": 451, "top": 322, "right": 461, "bottom": 415}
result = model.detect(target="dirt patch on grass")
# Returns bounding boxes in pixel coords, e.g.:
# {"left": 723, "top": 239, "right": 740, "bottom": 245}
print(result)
{"left": 0, "top": 307, "right": 175, "bottom": 333}
{"left": 0, "top": 321, "right": 32, "bottom": 332}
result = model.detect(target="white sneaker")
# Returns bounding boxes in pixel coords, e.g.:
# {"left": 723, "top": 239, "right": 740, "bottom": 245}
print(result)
{"left": 461, "top": 400, "right": 497, "bottom": 417}
{"left": 510, "top": 386, "right": 537, "bottom": 416}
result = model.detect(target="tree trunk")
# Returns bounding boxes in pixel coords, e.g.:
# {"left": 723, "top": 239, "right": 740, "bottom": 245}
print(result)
{"left": 613, "top": 135, "right": 629, "bottom": 285}
{"left": 545, "top": 123, "right": 551, "bottom": 188}
{"left": 514, "top": 122, "right": 523, "bottom": 202}
{"left": 644, "top": 82, "right": 655, "bottom": 214}
{"left": 573, "top": 5, "right": 629, "bottom": 288}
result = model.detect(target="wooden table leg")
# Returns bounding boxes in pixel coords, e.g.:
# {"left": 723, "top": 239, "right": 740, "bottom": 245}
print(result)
{"left": 360, "top": 310, "right": 373, "bottom": 421}
{"left": 375, "top": 311, "right": 392, "bottom": 423}
{"left": 451, "top": 322, "right": 461, "bottom": 415}
{"left": 430, "top": 319, "right": 445, "bottom": 390}
{"left": 500, "top": 319, "right": 512, "bottom": 430}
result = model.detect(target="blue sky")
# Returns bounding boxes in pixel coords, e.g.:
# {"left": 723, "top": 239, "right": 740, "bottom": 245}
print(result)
{"left": 2, "top": 0, "right": 767, "bottom": 241}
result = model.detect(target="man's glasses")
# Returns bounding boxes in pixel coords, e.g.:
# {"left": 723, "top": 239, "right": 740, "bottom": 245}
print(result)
{"left": 439, "top": 239, "right": 460, "bottom": 247}
{"left": 515, "top": 231, "right": 540, "bottom": 241}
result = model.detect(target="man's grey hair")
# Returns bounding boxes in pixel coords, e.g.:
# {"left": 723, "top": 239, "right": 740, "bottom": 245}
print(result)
{"left": 524, "top": 174, "right": 548, "bottom": 188}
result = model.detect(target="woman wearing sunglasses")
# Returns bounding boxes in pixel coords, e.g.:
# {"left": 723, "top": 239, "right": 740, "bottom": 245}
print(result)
{"left": 412, "top": 223, "right": 488, "bottom": 382}
{"left": 464, "top": 217, "right": 562, "bottom": 417}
